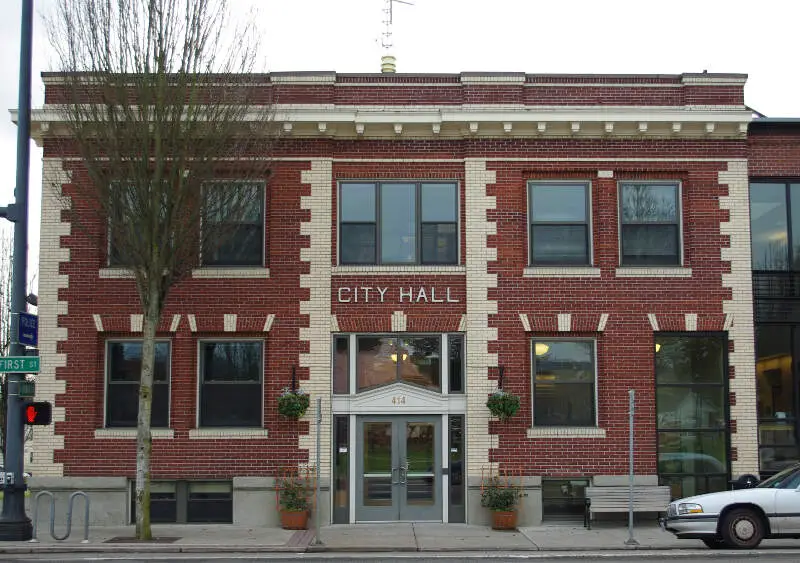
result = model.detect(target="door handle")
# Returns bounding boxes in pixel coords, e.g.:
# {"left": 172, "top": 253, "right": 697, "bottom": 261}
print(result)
{"left": 391, "top": 466, "right": 401, "bottom": 485}
{"left": 399, "top": 463, "right": 408, "bottom": 484}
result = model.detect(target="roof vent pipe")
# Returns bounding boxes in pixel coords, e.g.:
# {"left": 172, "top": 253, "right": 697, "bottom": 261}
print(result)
{"left": 381, "top": 55, "right": 396, "bottom": 73}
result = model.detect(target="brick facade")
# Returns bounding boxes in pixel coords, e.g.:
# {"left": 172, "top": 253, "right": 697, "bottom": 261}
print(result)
{"left": 30, "top": 72, "right": 761, "bottom": 525}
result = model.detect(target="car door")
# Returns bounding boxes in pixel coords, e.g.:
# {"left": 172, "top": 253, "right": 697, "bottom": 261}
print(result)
{"left": 772, "top": 469, "right": 800, "bottom": 534}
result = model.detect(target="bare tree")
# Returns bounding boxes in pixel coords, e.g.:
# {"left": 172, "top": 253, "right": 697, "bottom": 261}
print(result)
{"left": 0, "top": 229, "right": 14, "bottom": 463}
{"left": 46, "top": 0, "right": 275, "bottom": 539}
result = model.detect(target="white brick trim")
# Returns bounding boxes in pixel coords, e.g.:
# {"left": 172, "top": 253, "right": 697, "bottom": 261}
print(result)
{"left": 597, "top": 314, "right": 610, "bottom": 332}
{"left": 527, "top": 427, "right": 607, "bottom": 439}
{"left": 648, "top": 314, "right": 660, "bottom": 331}
{"left": 263, "top": 314, "right": 276, "bottom": 332}
{"left": 519, "top": 314, "right": 531, "bottom": 332}
{"left": 391, "top": 311, "right": 408, "bottom": 332}
{"left": 458, "top": 315, "right": 467, "bottom": 332}
{"left": 685, "top": 313, "right": 698, "bottom": 331}
{"left": 465, "top": 159, "right": 499, "bottom": 477}
{"left": 330, "top": 315, "right": 340, "bottom": 332}
{"left": 188, "top": 429, "right": 269, "bottom": 439}
{"left": 94, "top": 429, "right": 174, "bottom": 439}
{"left": 32, "top": 158, "right": 70, "bottom": 476}
{"left": 615, "top": 267, "right": 692, "bottom": 278}
{"left": 99, "top": 268, "right": 135, "bottom": 279}
{"left": 169, "top": 315, "right": 181, "bottom": 332}
{"left": 719, "top": 160, "right": 758, "bottom": 476}
{"left": 188, "top": 314, "right": 197, "bottom": 332}
{"left": 130, "top": 314, "right": 143, "bottom": 332}
{"left": 298, "top": 159, "right": 333, "bottom": 477}
{"left": 224, "top": 314, "right": 237, "bottom": 332}
{"left": 191, "top": 267, "right": 270, "bottom": 279}
{"left": 523, "top": 267, "right": 601, "bottom": 278}
{"left": 93, "top": 314, "right": 104, "bottom": 332}
{"left": 558, "top": 314, "right": 572, "bottom": 332}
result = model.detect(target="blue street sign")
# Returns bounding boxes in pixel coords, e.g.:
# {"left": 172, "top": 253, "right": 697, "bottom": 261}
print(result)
{"left": 18, "top": 312, "right": 38, "bottom": 347}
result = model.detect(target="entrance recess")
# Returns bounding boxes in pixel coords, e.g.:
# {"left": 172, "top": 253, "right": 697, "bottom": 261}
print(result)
{"left": 356, "top": 416, "right": 441, "bottom": 521}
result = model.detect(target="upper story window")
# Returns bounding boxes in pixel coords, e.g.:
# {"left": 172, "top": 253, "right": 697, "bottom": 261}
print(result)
{"left": 619, "top": 182, "right": 681, "bottom": 266}
{"left": 201, "top": 181, "right": 265, "bottom": 267}
{"left": 199, "top": 341, "right": 263, "bottom": 427}
{"left": 531, "top": 339, "right": 597, "bottom": 427}
{"left": 339, "top": 182, "right": 458, "bottom": 265}
{"left": 750, "top": 181, "right": 800, "bottom": 271}
{"left": 528, "top": 182, "right": 591, "bottom": 265}
{"left": 106, "top": 340, "right": 170, "bottom": 428}
{"left": 108, "top": 182, "right": 168, "bottom": 267}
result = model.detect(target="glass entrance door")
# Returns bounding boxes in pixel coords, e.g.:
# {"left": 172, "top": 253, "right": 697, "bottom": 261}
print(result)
{"left": 356, "top": 416, "right": 441, "bottom": 521}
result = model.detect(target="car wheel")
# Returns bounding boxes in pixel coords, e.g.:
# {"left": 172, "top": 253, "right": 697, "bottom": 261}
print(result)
{"left": 720, "top": 508, "right": 764, "bottom": 549}
{"left": 701, "top": 537, "right": 726, "bottom": 549}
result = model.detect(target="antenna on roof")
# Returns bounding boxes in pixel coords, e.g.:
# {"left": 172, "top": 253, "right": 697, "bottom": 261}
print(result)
{"left": 380, "top": 0, "right": 413, "bottom": 73}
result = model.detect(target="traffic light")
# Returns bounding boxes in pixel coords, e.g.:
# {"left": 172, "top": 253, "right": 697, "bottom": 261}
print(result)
{"left": 23, "top": 401, "right": 52, "bottom": 425}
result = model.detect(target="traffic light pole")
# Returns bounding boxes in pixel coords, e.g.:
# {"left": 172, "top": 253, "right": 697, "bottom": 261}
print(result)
{"left": 0, "top": 0, "right": 34, "bottom": 541}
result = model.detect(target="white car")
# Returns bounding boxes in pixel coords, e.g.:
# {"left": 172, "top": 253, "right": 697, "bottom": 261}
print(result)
{"left": 663, "top": 463, "right": 800, "bottom": 549}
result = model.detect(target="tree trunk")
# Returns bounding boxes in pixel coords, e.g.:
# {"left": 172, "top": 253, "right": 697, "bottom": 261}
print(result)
{"left": 135, "top": 289, "right": 161, "bottom": 540}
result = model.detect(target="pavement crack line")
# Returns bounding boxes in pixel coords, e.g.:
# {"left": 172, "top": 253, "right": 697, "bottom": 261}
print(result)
{"left": 412, "top": 522, "right": 420, "bottom": 551}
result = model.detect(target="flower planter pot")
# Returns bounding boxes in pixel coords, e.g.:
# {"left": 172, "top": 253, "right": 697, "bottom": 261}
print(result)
{"left": 491, "top": 510, "right": 518, "bottom": 530}
{"left": 280, "top": 509, "right": 309, "bottom": 530}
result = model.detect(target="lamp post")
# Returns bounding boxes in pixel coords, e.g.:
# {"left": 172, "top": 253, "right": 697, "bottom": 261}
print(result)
{"left": 0, "top": 0, "right": 34, "bottom": 541}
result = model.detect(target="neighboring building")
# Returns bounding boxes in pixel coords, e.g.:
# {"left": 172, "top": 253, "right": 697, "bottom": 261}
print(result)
{"left": 748, "top": 118, "right": 800, "bottom": 477}
{"left": 27, "top": 71, "right": 758, "bottom": 526}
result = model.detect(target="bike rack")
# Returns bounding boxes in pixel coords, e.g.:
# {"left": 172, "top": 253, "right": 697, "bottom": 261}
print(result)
{"left": 29, "top": 490, "right": 90, "bottom": 543}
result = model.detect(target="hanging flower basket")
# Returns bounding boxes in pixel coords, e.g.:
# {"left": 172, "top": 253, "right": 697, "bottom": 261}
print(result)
{"left": 486, "top": 390, "right": 520, "bottom": 422}
{"left": 277, "top": 388, "right": 310, "bottom": 419}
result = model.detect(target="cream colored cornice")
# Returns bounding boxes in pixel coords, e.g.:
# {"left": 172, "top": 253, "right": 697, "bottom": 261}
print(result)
{"left": 23, "top": 103, "right": 753, "bottom": 144}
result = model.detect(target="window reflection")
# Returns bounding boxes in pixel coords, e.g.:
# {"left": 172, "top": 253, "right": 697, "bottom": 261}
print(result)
{"left": 356, "top": 336, "right": 441, "bottom": 392}
{"left": 750, "top": 183, "right": 789, "bottom": 270}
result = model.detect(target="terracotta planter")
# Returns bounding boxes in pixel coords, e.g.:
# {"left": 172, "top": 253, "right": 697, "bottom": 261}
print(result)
{"left": 491, "top": 510, "right": 518, "bottom": 530}
{"left": 280, "top": 509, "right": 309, "bottom": 530}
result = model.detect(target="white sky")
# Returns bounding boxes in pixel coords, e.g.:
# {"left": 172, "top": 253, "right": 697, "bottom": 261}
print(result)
{"left": 1, "top": 0, "right": 799, "bottom": 292}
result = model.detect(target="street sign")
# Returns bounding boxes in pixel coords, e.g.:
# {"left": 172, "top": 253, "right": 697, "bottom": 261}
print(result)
{"left": 18, "top": 312, "right": 37, "bottom": 347}
{"left": 0, "top": 356, "right": 40, "bottom": 373}
{"left": 19, "top": 380, "right": 35, "bottom": 398}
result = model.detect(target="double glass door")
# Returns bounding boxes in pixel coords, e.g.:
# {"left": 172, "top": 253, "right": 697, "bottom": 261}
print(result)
{"left": 356, "top": 416, "right": 441, "bottom": 521}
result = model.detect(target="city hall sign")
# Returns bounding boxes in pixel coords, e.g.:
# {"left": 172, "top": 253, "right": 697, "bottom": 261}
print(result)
{"left": 337, "top": 286, "right": 460, "bottom": 304}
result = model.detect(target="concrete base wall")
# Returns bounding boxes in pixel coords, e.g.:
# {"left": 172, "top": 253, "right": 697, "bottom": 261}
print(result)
{"left": 467, "top": 476, "right": 542, "bottom": 527}
{"left": 27, "top": 477, "right": 129, "bottom": 527}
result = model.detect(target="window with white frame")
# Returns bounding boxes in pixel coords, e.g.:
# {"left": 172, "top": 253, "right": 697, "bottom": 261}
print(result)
{"left": 201, "top": 182, "right": 265, "bottom": 266}
{"left": 619, "top": 182, "right": 681, "bottom": 265}
{"left": 531, "top": 339, "right": 596, "bottom": 427}
{"left": 106, "top": 341, "right": 170, "bottom": 427}
{"left": 199, "top": 341, "right": 263, "bottom": 427}
{"left": 528, "top": 182, "right": 591, "bottom": 265}
{"left": 339, "top": 182, "right": 458, "bottom": 265}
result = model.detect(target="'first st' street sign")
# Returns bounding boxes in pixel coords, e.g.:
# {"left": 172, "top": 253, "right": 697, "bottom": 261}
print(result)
{"left": 0, "top": 357, "right": 39, "bottom": 373}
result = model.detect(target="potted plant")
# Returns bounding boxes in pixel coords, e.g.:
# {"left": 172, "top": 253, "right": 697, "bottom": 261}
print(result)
{"left": 481, "top": 477, "right": 523, "bottom": 530}
{"left": 278, "top": 387, "right": 310, "bottom": 419}
{"left": 486, "top": 390, "right": 520, "bottom": 422}
{"left": 278, "top": 477, "right": 310, "bottom": 530}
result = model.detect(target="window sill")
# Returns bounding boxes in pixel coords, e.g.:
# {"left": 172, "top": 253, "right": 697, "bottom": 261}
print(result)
{"left": 615, "top": 267, "right": 692, "bottom": 278}
{"left": 191, "top": 267, "right": 270, "bottom": 279}
{"left": 523, "top": 267, "right": 601, "bottom": 278}
{"left": 189, "top": 428, "right": 269, "bottom": 439}
{"left": 95, "top": 428, "right": 174, "bottom": 439}
{"left": 527, "top": 427, "right": 606, "bottom": 439}
{"left": 99, "top": 268, "right": 135, "bottom": 279}
{"left": 332, "top": 265, "right": 466, "bottom": 275}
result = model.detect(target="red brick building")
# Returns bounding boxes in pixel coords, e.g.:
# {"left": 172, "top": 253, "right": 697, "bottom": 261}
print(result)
{"left": 28, "top": 71, "right": 759, "bottom": 526}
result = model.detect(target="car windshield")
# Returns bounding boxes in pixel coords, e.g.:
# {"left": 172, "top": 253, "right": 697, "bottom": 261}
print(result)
{"left": 757, "top": 465, "right": 800, "bottom": 489}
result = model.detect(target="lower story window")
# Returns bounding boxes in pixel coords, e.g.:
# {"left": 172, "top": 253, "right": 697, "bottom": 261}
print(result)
{"left": 130, "top": 481, "right": 232, "bottom": 524}
{"left": 542, "top": 478, "right": 589, "bottom": 523}
{"left": 199, "top": 341, "right": 264, "bottom": 427}
{"left": 531, "top": 339, "right": 596, "bottom": 427}
{"left": 106, "top": 341, "right": 170, "bottom": 428}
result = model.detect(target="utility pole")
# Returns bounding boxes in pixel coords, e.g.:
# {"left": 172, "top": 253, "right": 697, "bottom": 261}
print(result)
{"left": 0, "top": 0, "right": 34, "bottom": 541}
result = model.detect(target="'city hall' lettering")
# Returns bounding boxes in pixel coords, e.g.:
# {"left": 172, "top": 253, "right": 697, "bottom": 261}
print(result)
{"left": 337, "top": 286, "right": 459, "bottom": 303}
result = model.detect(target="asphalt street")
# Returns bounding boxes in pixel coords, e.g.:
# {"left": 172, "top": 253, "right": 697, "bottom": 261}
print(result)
{"left": 6, "top": 553, "right": 800, "bottom": 562}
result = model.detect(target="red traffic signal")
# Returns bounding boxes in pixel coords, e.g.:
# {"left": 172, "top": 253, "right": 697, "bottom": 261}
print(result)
{"left": 23, "top": 402, "right": 52, "bottom": 425}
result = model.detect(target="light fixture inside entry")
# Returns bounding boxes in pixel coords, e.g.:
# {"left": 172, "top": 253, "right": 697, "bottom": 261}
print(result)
{"left": 390, "top": 353, "right": 408, "bottom": 363}
{"left": 534, "top": 342, "right": 550, "bottom": 356}
{"left": 655, "top": 343, "right": 661, "bottom": 353}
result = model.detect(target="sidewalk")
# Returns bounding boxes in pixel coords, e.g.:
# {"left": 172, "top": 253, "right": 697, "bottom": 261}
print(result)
{"left": 0, "top": 522, "right": 798, "bottom": 554}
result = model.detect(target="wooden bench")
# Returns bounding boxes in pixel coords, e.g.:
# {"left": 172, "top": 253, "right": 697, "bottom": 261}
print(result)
{"left": 584, "top": 485, "right": 671, "bottom": 529}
